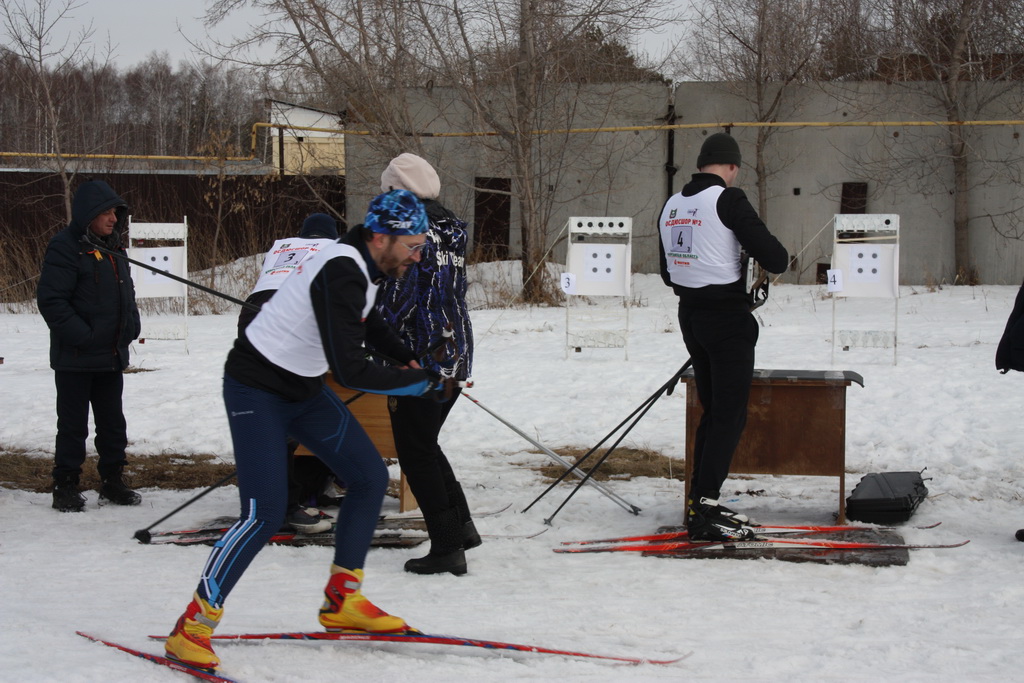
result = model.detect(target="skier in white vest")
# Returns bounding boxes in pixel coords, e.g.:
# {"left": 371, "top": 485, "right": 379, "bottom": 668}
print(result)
{"left": 658, "top": 132, "right": 789, "bottom": 541}
{"left": 165, "top": 189, "right": 447, "bottom": 672}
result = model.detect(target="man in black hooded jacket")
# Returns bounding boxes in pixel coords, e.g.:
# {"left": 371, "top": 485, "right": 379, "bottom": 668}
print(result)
{"left": 37, "top": 179, "right": 142, "bottom": 512}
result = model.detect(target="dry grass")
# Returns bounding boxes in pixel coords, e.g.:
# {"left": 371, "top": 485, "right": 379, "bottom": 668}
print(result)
{"left": 0, "top": 448, "right": 237, "bottom": 493}
{"left": 0, "top": 447, "right": 409, "bottom": 500}
{"left": 532, "top": 446, "right": 685, "bottom": 482}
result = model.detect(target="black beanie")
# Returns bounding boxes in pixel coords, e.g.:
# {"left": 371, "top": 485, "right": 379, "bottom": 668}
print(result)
{"left": 299, "top": 213, "right": 339, "bottom": 239}
{"left": 697, "top": 133, "right": 742, "bottom": 169}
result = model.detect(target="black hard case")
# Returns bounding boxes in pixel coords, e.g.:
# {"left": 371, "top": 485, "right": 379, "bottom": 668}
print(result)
{"left": 845, "top": 471, "right": 929, "bottom": 524}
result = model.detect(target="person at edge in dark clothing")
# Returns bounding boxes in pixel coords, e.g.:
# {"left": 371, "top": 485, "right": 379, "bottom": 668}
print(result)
{"left": 374, "top": 153, "right": 478, "bottom": 576}
{"left": 658, "top": 132, "right": 789, "bottom": 541}
{"left": 37, "top": 179, "right": 142, "bottom": 512}
{"left": 237, "top": 212, "right": 344, "bottom": 535}
{"left": 165, "top": 190, "right": 454, "bottom": 672}
{"left": 994, "top": 276, "right": 1024, "bottom": 542}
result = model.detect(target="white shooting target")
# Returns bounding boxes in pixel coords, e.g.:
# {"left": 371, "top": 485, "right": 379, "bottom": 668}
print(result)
{"left": 566, "top": 242, "right": 630, "bottom": 296}
{"left": 583, "top": 246, "right": 619, "bottom": 282}
{"left": 129, "top": 247, "right": 186, "bottom": 298}
{"left": 831, "top": 243, "right": 898, "bottom": 298}
{"left": 849, "top": 246, "right": 882, "bottom": 283}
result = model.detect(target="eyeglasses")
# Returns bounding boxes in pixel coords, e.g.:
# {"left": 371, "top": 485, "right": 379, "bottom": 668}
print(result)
{"left": 395, "top": 239, "right": 429, "bottom": 255}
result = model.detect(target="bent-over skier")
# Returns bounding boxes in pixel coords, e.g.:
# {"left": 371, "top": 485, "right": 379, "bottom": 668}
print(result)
{"left": 165, "top": 190, "right": 449, "bottom": 671}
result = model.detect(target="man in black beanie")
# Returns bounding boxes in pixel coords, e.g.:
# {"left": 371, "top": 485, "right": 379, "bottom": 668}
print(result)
{"left": 658, "top": 132, "right": 789, "bottom": 540}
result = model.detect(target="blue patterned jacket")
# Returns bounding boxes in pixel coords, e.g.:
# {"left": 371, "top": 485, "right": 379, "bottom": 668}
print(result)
{"left": 376, "top": 199, "right": 473, "bottom": 380}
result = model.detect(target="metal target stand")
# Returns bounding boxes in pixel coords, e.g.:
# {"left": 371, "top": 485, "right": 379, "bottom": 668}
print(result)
{"left": 561, "top": 216, "right": 633, "bottom": 359}
{"left": 128, "top": 217, "right": 190, "bottom": 352}
{"left": 828, "top": 214, "right": 900, "bottom": 366}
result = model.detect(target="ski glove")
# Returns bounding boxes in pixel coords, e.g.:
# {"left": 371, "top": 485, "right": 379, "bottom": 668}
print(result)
{"left": 422, "top": 370, "right": 459, "bottom": 402}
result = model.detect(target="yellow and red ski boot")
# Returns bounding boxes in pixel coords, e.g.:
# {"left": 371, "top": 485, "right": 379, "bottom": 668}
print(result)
{"left": 165, "top": 592, "right": 224, "bottom": 670}
{"left": 318, "top": 566, "right": 411, "bottom": 633}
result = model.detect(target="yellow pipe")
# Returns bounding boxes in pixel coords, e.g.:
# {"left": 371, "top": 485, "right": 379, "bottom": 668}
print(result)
{"left": 0, "top": 151, "right": 253, "bottom": 162}
{"left": 249, "top": 118, "right": 1024, "bottom": 153}
{"left": 7, "top": 118, "right": 1021, "bottom": 163}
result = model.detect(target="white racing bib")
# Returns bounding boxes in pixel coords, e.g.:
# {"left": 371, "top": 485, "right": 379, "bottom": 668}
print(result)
{"left": 660, "top": 186, "right": 741, "bottom": 288}
{"left": 250, "top": 238, "right": 333, "bottom": 294}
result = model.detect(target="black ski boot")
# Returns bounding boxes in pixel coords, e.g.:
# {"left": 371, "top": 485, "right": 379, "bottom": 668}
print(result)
{"left": 52, "top": 475, "right": 86, "bottom": 512}
{"left": 686, "top": 496, "right": 757, "bottom": 541}
{"left": 404, "top": 508, "right": 467, "bottom": 576}
{"left": 99, "top": 466, "right": 142, "bottom": 506}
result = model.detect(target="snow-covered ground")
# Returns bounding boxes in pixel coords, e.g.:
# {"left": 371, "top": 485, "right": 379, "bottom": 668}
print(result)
{"left": 2, "top": 272, "right": 1022, "bottom": 682}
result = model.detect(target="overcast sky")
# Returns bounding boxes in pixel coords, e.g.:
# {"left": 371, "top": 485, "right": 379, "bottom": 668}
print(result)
{"left": 72, "top": 0, "right": 268, "bottom": 67}
{"left": 64, "top": 0, "right": 681, "bottom": 70}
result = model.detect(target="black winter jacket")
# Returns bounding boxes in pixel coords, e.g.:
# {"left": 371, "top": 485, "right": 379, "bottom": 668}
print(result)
{"left": 37, "top": 180, "right": 141, "bottom": 371}
{"left": 996, "top": 278, "right": 1024, "bottom": 373}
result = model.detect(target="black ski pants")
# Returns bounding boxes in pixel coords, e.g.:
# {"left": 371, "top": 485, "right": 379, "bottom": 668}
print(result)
{"left": 52, "top": 369, "right": 128, "bottom": 482}
{"left": 389, "top": 388, "right": 464, "bottom": 517}
{"left": 678, "top": 304, "right": 759, "bottom": 502}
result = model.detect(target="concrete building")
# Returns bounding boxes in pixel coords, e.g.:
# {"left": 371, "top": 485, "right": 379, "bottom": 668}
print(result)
{"left": 342, "top": 81, "right": 1024, "bottom": 285}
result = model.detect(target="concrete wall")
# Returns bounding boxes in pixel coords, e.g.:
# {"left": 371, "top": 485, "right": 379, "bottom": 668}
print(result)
{"left": 343, "top": 81, "right": 1024, "bottom": 285}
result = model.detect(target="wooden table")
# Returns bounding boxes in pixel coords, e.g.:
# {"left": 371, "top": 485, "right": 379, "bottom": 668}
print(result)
{"left": 294, "top": 373, "right": 418, "bottom": 512}
{"left": 683, "top": 368, "right": 863, "bottom": 522}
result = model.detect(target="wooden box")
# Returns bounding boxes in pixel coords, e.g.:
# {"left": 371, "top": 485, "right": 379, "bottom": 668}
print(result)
{"left": 683, "top": 368, "right": 863, "bottom": 522}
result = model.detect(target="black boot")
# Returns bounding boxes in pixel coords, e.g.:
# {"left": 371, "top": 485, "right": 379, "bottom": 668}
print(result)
{"left": 448, "top": 482, "right": 481, "bottom": 550}
{"left": 462, "top": 520, "right": 482, "bottom": 550}
{"left": 404, "top": 508, "right": 467, "bottom": 576}
{"left": 99, "top": 465, "right": 142, "bottom": 506}
{"left": 52, "top": 474, "right": 86, "bottom": 512}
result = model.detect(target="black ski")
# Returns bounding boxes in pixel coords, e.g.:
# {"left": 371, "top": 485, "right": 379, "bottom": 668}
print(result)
{"left": 150, "top": 526, "right": 546, "bottom": 548}
{"left": 149, "top": 527, "right": 427, "bottom": 548}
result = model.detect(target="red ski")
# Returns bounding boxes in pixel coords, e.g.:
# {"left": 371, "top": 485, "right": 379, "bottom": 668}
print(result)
{"left": 77, "top": 631, "right": 237, "bottom": 682}
{"left": 555, "top": 536, "right": 968, "bottom": 554}
{"left": 560, "top": 522, "right": 942, "bottom": 546}
{"left": 152, "top": 630, "right": 685, "bottom": 665}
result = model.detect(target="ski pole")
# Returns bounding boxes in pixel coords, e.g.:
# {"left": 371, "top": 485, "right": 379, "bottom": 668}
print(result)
{"left": 129, "top": 337, "right": 449, "bottom": 542}
{"left": 460, "top": 391, "right": 639, "bottom": 515}
{"left": 520, "top": 360, "right": 691, "bottom": 515}
{"left": 131, "top": 387, "right": 370, "bottom": 543}
{"left": 80, "top": 235, "right": 259, "bottom": 311}
{"left": 89, "top": 234, "right": 451, "bottom": 368}
{"left": 88, "top": 236, "right": 456, "bottom": 367}
{"left": 133, "top": 470, "right": 237, "bottom": 543}
{"left": 542, "top": 375, "right": 677, "bottom": 526}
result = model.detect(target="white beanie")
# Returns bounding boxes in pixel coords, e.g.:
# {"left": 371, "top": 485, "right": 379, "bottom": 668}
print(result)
{"left": 380, "top": 153, "right": 441, "bottom": 200}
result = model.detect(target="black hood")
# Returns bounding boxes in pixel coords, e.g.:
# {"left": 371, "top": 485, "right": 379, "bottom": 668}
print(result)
{"left": 70, "top": 180, "right": 129, "bottom": 242}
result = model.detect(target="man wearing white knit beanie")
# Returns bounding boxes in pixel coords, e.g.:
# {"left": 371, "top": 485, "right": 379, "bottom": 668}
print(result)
{"left": 374, "top": 152, "right": 479, "bottom": 576}
{"left": 380, "top": 152, "right": 441, "bottom": 200}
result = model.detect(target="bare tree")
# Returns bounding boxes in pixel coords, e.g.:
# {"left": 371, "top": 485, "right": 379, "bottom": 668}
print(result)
{"left": 857, "top": 0, "right": 1024, "bottom": 283}
{"left": 678, "top": 0, "right": 830, "bottom": 221}
{"left": 206, "top": 0, "right": 675, "bottom": 303}
{"left": 0, "top": 0, "right": 108, "bottom": 218}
